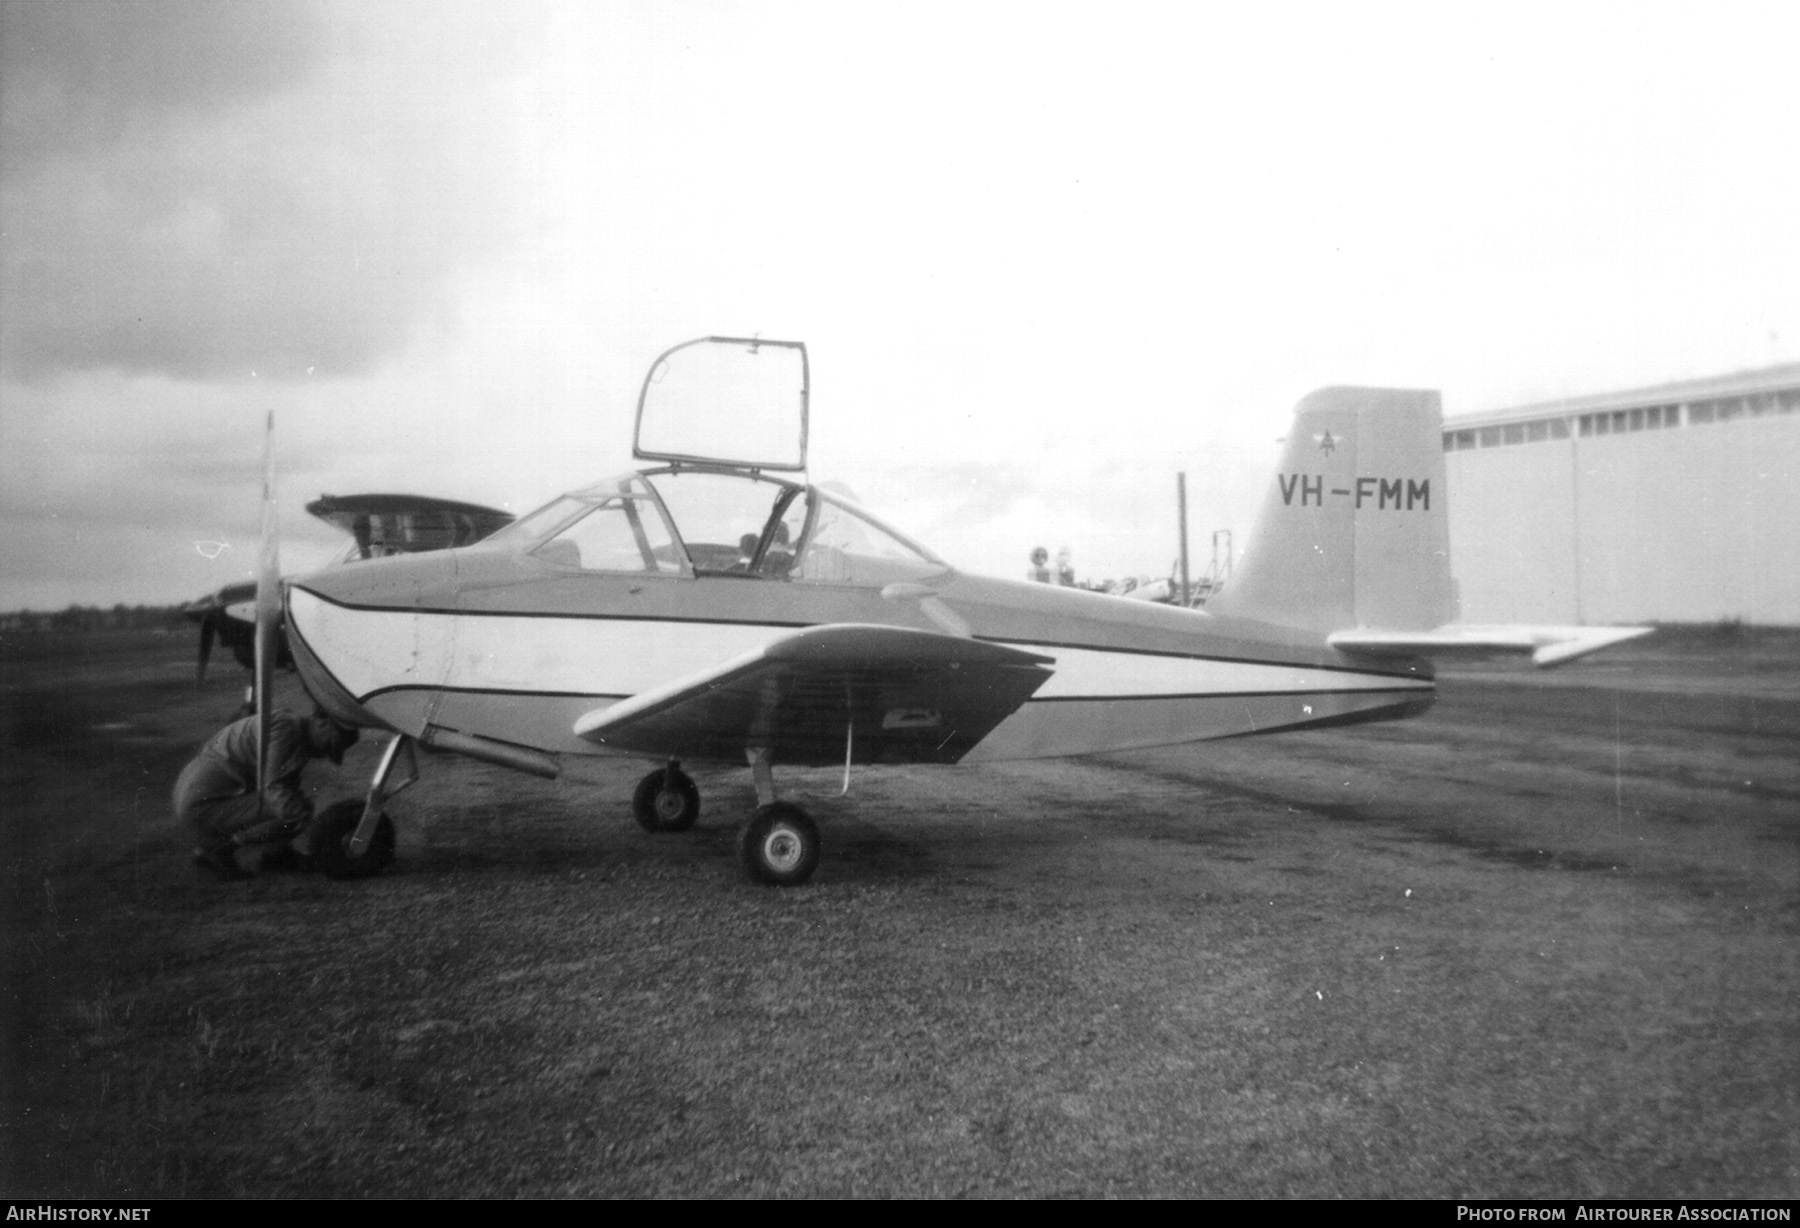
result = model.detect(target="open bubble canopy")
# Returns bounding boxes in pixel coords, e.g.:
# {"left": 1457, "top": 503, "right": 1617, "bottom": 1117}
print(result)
{"left": 633, "top": 337, "right": 809, "bottom": 472}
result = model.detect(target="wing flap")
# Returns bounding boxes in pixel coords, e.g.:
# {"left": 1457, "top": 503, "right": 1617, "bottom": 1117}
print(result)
{"left": 1329, "top": 624, "right": 1653, "bottom": 668}
{"left": 574, "top": 624, "right": 1054, "bottom": 765}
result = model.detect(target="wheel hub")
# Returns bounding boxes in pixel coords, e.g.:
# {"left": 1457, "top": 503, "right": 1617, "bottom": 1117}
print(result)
{"left": 762, "top": 827, "right": 803, "bottom": 872}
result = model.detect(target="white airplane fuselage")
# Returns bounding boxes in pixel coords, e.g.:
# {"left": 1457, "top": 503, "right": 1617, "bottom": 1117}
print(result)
{"left": 285, "top": 537, "right": 1435, "bottom": 768}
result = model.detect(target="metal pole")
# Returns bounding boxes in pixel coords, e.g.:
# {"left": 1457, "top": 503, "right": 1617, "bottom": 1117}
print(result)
{"left": 1177, "top": 472, "right": 1191, "bottom": 607}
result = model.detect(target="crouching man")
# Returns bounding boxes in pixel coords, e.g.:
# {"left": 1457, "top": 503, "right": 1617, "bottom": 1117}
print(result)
{"left": 173, "top": 706, "right": 359, "bottom": 880}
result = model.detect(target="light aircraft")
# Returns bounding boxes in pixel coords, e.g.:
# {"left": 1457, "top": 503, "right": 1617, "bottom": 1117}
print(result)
{"left": 183, "top": 493, "right": 514, "bottom": 684}
{"left": 273, "top": 337, "right": 1649, "bottom": 885}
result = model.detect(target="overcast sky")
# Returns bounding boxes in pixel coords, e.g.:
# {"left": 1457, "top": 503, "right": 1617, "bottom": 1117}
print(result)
{"left": 3, "top": 0, "right": 1795, "bottom": 610}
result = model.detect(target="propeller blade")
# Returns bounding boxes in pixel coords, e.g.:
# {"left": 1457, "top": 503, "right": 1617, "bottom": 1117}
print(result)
{"left": 254, "top": 411, "right": 280, "bottom": 808}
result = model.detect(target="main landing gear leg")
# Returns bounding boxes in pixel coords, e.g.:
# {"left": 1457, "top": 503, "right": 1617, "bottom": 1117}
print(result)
{"left": 737, "top": 747, "right": 820, "bottom": 887}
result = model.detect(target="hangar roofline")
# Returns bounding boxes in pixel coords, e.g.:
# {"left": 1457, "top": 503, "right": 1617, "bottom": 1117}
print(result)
{"left": 1445, "top": 362, "right": 1800, "bottom": 431}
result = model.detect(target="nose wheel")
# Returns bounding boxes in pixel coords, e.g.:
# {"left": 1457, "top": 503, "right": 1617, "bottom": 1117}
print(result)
{"left": 307, "top": 798, "right": 397, "bottom": 879}
{"left": 738, "top": 803, "right": 820, "bottom": 886}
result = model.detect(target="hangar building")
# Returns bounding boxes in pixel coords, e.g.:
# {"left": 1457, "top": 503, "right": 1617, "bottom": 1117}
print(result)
{"left": 1442, "top": 363, "right": 1800, "bottom": 626}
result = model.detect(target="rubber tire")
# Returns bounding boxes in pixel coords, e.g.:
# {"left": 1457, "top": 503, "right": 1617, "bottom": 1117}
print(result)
{"left": 738, "top": 803, "right": 819, "bottom": 887}
{"left": 632, "top": 767, "right": 701, "bottom": 833}
{"left": 307, "top": 798, "right": 397, "bottom": 880}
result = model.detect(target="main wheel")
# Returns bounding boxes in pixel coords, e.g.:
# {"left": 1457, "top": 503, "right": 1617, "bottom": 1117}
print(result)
{"left": 632, "top": 767, "right": 701, "bottom": 833}
{"left": 307, "top": 798, "right": 397, "bottom": 880}
{"left": 738, "top": 803, "right": 819, "bottom": 886}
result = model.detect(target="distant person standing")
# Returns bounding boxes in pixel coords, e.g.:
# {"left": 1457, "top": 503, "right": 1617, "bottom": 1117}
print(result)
{"left": 173, "top": 707, "right": 358, "bottom": 880}
{"left": 1027, "top": 546, "right": 1052, "bottom": 583}
{"left": 1056, "top": 546, "right": 1075, "bottom": 587}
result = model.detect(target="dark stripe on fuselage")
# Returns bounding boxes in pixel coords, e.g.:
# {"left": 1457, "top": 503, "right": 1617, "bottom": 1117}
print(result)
{"left": 1214, "top": 694, "right": 1437, "bottom": 736}
{"left": 1028, "top": 685, "right": 1430, "bottom": 704}
{"left": 347, "top": 681, "right": 1427, "bottom": 707}
{"left": 287, "top": 583, "right": 1425, "bottom": 682}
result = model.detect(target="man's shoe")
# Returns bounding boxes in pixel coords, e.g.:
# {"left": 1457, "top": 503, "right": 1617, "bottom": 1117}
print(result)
{"left": 193, "top": 847, "right": 252, "bottom": 882}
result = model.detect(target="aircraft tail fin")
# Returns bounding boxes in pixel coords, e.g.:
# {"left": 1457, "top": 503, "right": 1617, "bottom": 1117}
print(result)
{"left": 1207, "top": 387, "right": 1456, "bottom": 635}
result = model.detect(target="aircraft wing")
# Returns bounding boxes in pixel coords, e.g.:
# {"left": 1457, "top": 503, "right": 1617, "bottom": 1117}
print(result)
{"left": 305, "top": 493, "right": 514, "bottom": 554}
{"left": 573, "top": 624, "right": 1055, "bottom": 765}
{"left": 1329, "top": 624, "right": 1653, "bottom": 668}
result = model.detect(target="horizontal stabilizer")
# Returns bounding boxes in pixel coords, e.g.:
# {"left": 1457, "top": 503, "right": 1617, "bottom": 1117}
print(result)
{"left": 574, "top": 624, "right": 1055, "bottom": 765}
{"left": 1329, "top": 624, "right": 1653, "bottom": 668}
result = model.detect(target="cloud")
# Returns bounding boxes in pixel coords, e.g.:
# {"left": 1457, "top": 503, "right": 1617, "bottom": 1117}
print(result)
{"left": 4, "top": 2, "right": 1797, "bottom": 611}
{"left": 0, "top": 0, "right": 532, "bottom": 383}
{"left": 0, "top": 0, "right": 324, "bottom": 169}
{"left": 0, "top": 369, "right": 364, "bottom": 609}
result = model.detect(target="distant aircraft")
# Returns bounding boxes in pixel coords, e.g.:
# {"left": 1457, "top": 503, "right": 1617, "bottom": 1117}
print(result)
{"left": 272, "top": 337, "right": 1648, "bottom": 885}
{"left": 183, "top": 493, "right": 514, "bottom": 686}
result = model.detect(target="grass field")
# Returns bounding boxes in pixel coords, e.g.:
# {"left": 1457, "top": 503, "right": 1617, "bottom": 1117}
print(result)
{"left": 2, "top": 626, "right": 1796, "bottom": 1197}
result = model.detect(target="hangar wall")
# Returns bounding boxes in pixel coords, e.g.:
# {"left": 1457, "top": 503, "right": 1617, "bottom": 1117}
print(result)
{"left": 1443, "top": 366, "right": 1800, "bottom": 626}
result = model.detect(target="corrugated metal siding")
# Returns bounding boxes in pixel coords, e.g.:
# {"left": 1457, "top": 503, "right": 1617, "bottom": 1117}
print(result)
{"left": 1446, "top": 405, "right": 1800, "bottom": 625}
